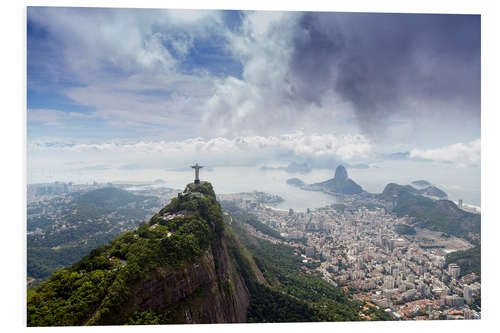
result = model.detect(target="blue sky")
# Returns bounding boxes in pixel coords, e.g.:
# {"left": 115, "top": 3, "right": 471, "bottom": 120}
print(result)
{"left": 27, "top": 7, "right": 481, "bottom": 184}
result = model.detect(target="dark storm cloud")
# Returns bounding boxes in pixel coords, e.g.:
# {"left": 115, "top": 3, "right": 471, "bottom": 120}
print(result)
{"left": 289, "top": 12, "right": 480, "bottom": 135}
{"left": 289, "top": 13, "right": 346, "bottom": 105}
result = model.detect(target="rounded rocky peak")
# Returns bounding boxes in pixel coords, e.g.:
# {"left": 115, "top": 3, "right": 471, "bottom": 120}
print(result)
{"left": 185, "top": 181, "right": 216, "bottom": 197}
{"left": 334, "top": 165, "right": 348, "bottom": 181}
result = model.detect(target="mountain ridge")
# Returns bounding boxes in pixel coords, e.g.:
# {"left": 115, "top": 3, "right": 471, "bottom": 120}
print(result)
{"left": 379, "top": 183, "right": 480, "bottom": 244}
{"left": 27, "top": 182, "right": 264, "bottom": 325}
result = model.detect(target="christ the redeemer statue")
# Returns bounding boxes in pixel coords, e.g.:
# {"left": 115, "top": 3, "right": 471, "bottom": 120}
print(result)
{"left": 191, "top": 163, "right": 203, "bottom": 184}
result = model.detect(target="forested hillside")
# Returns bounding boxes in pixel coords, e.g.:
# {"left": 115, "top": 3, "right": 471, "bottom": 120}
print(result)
{"left": 28, "top": 182, "right": 255, "bottom": 326}
{"left": 227, "top": 207, "right": 392, "bottom": 322}
{"left": 28, "top": 187, "right": 161, "bottom": 283}
{"left": 380, "top": 183, "right": 480, "bottom": 244}
{"left": 446, "top": 246, "right": 481, "bottom": 278}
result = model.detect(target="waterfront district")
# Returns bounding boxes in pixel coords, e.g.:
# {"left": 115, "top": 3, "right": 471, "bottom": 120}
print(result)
{"left": 219, "top": 192, "right": 481, "bottom": 320}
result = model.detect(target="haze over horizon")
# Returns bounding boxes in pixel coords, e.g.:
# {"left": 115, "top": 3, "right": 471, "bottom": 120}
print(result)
{"left": 27, "top": 8, "right": 480, "bottom": 204}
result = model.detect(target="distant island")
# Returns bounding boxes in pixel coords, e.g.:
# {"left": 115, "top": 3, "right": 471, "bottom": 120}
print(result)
{"left": 287, "top": 165, "right": 364, "bottom": 195}
{"left": 261, "top": 161, "right": 312, "bottom": 174}
{"left": 286, "top": 178, "right": 305, "bottom": 187}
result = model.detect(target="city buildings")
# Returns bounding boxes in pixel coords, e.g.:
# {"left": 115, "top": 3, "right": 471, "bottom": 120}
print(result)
{"left": 222, "top": 194, "right": 481, "bottom": 320}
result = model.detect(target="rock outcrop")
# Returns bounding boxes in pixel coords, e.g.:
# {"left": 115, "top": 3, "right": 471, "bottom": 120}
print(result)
{"left": 334, "top": 165, "right": 348, "bottom": 182}
{"left": 309, "top": 165, "right": 364, "bottom": 195}
{"left": 130, "top": 232, "right": 250, "bottom": 323}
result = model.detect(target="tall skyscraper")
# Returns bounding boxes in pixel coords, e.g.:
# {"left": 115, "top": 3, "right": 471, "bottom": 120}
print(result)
{"left": 464, "top": 286, "right": 473, "bottom": 304}
{"left": 448, "top": 263, "right": 461, "bottom": 279}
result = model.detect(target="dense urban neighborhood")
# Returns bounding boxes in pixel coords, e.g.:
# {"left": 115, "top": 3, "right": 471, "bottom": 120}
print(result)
{"left": 220, "top": 190, "right": 481, "bottom": 320}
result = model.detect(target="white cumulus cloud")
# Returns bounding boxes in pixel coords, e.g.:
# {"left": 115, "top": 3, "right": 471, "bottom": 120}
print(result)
{"left": 29, "top": 131, "right": 372, "bottom": 162}
{"left": 409, "top": 139, "right": 480, "bottom": 166}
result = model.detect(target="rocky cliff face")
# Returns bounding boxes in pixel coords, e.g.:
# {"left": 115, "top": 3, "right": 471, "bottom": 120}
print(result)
{"left": 27, "top": 182, "right": 263, "bottom": 326}
{"left": 129, "top": 233, "right": 250, "bottom": 323}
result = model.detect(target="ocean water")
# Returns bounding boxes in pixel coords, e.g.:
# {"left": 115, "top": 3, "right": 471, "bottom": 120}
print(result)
{"left": 28, "top": 160, "right": 480, "bottom": 210}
